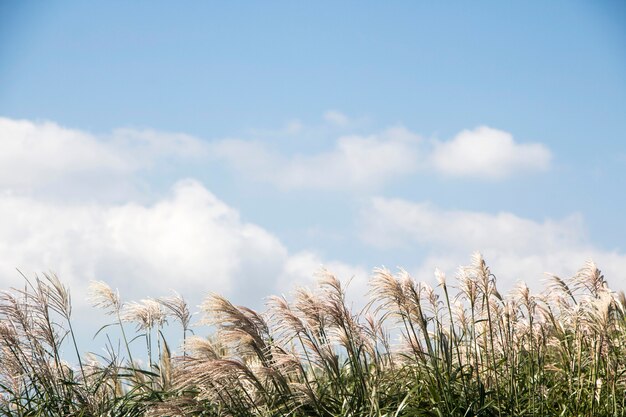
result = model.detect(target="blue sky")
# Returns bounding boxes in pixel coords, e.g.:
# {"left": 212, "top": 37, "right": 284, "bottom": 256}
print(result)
{"left": 1, "top": 1, "right": 625, "bottom": 316}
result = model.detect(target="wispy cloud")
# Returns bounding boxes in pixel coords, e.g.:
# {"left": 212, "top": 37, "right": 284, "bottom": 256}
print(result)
{"left": 323, "top": 110, "right": 351, "bottom": 127}
{"left": 1, "top": 116, "right": 552, "bottom": 196}
{"left": 361, "top": 197, "right": 583, "bottom": 252}
{"left": 213, "top": 119, "right": 552, "bottom": 189}
{"left": 360, "top": 197, "right": 625, "bottom": 289}
{"left": 212, "top": 126, "right": 422, "bottom": 189}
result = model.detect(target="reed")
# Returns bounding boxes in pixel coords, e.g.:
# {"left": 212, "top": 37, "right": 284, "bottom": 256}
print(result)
{"left": 1, "top": 255, "right": 625, "bottom": 416}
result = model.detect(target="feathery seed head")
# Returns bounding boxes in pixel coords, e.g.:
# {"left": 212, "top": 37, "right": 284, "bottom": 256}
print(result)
{"left": 122, "top": 299, "right": 165, "bottom": 330}
{"left": 89, "top": 281, "right": 121, "bottom": 314}
{"left": 158, "top": 292, "right": 191, "bottom": 330}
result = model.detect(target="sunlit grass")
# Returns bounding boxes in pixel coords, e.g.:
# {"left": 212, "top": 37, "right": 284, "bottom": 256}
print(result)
{"left": 1, "top": 254, "right": 625, "bottom": 416}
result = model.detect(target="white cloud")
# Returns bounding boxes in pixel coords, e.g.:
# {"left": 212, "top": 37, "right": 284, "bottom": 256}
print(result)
{"left": 213, "top": 126, "right": 422, "bottom": 189}
{"left": 0, "top": 115, "right": 565, "bottom": 309}
{"left": 360, "top": 197, "right": 626, "bottom": 290}
{"left": 0, "top": 180, "right": 365, "bottom": 311}
{"left": 431, "top": 126, "right": 551, "bottom": 179}
{"left": 362, "top": 198, "right": 584, "bottom": 253}
{"left": 0, "top": 181, "right": 268, "bottom": 300}
{"left": 1, "top": 117, "right": 553, "bottom": 199}
{"left": 0, "top": 117, "right": 129, "bottom": 188}
{"left": 0, "top": 117, "right": 209, "bottom": 192}
{"left": 214, "top": 123, "right": 552, "bottom": 189}
{"left": 0, "top": 117, "right": 371, "bottom": 308}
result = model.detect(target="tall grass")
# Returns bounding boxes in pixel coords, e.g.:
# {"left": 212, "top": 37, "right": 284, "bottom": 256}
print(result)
{"left": 1, "top": 254, "right": 625, "bottom": 416}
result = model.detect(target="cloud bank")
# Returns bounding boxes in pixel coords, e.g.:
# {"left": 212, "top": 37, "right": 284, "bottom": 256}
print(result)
{"left": 0, "top": 117, "right": 367, "bottom": 309}
{"left": 0, "top": 115, "right": 591, "bottom": 314}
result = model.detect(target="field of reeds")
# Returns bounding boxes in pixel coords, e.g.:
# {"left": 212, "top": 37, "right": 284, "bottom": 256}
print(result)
{"left": 1, "top": 253, "right": 625, "bottom": 416}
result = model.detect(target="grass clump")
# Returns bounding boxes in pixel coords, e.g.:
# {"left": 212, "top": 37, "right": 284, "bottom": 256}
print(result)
{"left": 1, "top": 254, "right": 626, "bottom": 416}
